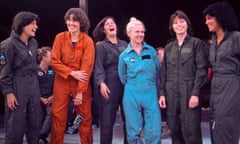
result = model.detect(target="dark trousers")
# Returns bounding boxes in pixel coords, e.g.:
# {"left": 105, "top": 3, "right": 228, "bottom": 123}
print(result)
{"left": 99, "top": 76, "right": 127, "bottom": 144}
{"left": 5, "top": 75, "right": 41, "bottom": 144}
{"left": 167, "top": 106, "right": 202, "bottom": 144}
{"left": 92, "top": 82, "right": 99, "bottom": 126}
{"left": 99, "top": 99, "right": 127, "bottom": 144}
{"left": 40, "top": 103, "right": 52, "bottom": 137}
{"left": 99, "top": 99, "right": 119, "bottom": 144}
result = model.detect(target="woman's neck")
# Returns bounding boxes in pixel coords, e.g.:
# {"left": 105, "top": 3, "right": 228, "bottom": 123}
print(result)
{"left": 71, "top": 31, "right": 80, "bottom": 42}
{"left": 107, "top": 35, "right": 117, "bottom": 44}
{"left": 131, "top": 42, "right": 142, "bottom": 55}
{"left": 19, "top": 33, "right": 29, "bottom": 45}
{"left": 176, "top": 32, "right": 187, "bottom": 46}
{"left": 215, "top": 29, "right": 224, "bottom": 45}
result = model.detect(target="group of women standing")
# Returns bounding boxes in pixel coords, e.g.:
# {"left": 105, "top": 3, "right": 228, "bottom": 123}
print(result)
{"left": 93, "top": 1, "right": 240, "bottom": 144}
{"left": 0, "top": 1, "right": 239, "bottom": 144}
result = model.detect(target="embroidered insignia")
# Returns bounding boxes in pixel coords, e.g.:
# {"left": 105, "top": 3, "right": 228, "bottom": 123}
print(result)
{"left": 75, "top": 46, "right": 83, "bottom": 50}
{"left": 130, "top": 58, "right": 136, "bottom": 62}
{"left": 48, "top": 70, "right": 54, "bottom": 75}
{"left": 181, "top": 48, "right": 192, "bottom": 54}
{"left": 0, "top": 54, "right": 6, "bottom": 66}
{"left": 38, "top": 71, "right": 44, "bottom": 76}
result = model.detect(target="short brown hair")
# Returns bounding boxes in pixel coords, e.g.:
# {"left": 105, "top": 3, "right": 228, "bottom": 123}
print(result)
{"left": 64, "top": 8, "right": 90, "bottom": 32}
{"left": 169, "top": 10, "right": 193, "bottom": 38}
{"left": 37, "top": 46, "right": 51, "bottom": 63}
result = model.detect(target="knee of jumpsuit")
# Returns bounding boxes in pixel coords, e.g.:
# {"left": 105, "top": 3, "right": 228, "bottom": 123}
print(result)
{"left": 5, "top": 109, "right": 26, "bottom": 144}
{"left": 180, "top": 108, "right": 202, "bottom": 144}
{"left": 122, "top": 97, "right": 144, "bottom": 142}
{"left": 51, "top": 99, "right": 69, "bottom": 144}
{"left": 5, "top": 100, "right": 41, "bottom": 144}
{"left": 143, "top": 100, "right": 161, "bottom": 144}
{"left": 25, "top": 107, "right": 42, "bottom": 144}
{"left": 76, "top": 90, "right": 93, "bottom": 144}
{"left": 212, "top": 116, "right": 240, "bottom": 144}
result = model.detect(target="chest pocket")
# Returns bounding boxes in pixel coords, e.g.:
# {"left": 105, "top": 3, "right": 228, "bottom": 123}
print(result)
{"left": 141, "top": 54, "right": 155, "bottom": 69}
{"left": 125, "top": 56, "right": 140, "bottom": 78}
{"left": 181, "top": 47, "right": 194, "bottom": 64}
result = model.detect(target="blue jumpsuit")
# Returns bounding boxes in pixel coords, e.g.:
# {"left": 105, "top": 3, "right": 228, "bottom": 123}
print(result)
{"left": 118, "top": 42, "right": 161, "bottom": 144}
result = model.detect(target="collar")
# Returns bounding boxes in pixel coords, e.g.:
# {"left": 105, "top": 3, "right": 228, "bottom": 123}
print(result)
{"left": 211, "top": 30, "right": 232, "bottom": 45}
{"left": 64, "top": 31, "right": 85, "bottom": 44}
{"left": 173, "top": 35, "right": 191, "bottom": 47}
{"left": 10, "top": 31, "right": 32, "bottom": 45}
{"left": 125, "top": 42, "right": 151, "bottom": 54}
{"left": 104, "top": 38, "right": 119, "bottom": 45}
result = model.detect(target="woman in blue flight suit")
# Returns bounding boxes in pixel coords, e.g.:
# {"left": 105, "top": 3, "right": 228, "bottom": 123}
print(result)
{"left": 118, "top": 17, "right": 161, "bottom": 144}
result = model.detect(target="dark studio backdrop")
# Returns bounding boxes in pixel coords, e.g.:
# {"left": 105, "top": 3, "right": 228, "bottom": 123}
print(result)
{"left": 0, "top": 0, "right": 240, "bottom": 114}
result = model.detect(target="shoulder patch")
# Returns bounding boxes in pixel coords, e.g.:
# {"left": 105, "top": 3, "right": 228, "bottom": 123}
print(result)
{"left": 0, "top": 53, "right": 6, "bottom": 65}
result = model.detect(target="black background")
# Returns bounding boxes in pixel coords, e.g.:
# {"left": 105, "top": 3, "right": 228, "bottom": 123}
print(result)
{"left": 0, "top": 0, "right": 240, "bottom": 48}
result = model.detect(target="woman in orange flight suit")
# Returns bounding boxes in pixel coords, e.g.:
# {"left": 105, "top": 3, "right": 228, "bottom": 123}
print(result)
{"left": 50, "top": 8, "right": 95, "bottom": 144}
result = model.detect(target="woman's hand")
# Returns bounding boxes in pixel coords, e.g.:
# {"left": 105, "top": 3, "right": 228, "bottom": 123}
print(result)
{"left": 73, "top": 92, "right": 83, "bottom": 105}
{"left": 6, "top": 93, "right": 19, "bottom": 110}
{"left": 189, "top": 95, "right": 199, "bottom": 108}
{"left": 70, "top": 71, "right": 88, "bottom": 82}
{"left": 99, "top": 82, "right": 110, "bottom": 100}
{"left": 159, "top": 96, "right": 166, "bottom": 109}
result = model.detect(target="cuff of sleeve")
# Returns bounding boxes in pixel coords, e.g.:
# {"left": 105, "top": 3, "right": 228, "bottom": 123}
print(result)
{"left": 97, "top": 80, "right": 104, "bottom": 87}
{"left": 191, "top": 89, "right": 200, "bottom": 96}
{"left": 77, "top": 88, "right": 87, "bottom": 93}
{"left": 160, "top": 90, "right": 165, "bottom": 96}
{"left": 2, "top": 89, "right": 13, "bottom": 96}
{"left": 66, "top": 68, "right": 72, "bottom": 77}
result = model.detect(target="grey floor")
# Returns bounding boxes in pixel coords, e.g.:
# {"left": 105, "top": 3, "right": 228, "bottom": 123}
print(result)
{"left": 0, "top": 110, "right": 238, "bottom": 144}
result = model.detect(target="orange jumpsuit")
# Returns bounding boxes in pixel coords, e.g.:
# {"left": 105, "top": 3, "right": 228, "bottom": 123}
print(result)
{"left": 50, "top": 31, "right": 95, "bottom": 144}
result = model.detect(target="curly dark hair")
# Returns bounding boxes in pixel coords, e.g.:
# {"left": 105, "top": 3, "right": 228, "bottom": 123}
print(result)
{"left": 64, "top": 8, "right": 90, "bottom": 33}
{"left": 169, "top": 10, "right": 193, "bottom": 38}
{"left": 203, "top": 1, "right": 239, "bottom": 31}
{"left": 92, "top": 16, "right": 116, "bottom": 43}
{"left": 12, "top": 11, "right": 39, "bottom": 35}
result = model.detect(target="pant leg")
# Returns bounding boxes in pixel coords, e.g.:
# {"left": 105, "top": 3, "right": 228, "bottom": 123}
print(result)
{"left": 99, "top": 96, "right": 119, "bottom": 144}
{"left": 50, "top": 83, "right": 70, "bottom": 144}
{"left": 76, "top": 85, "right": 93, "bottom": 144}
{"left": 40, "top": 104, "right": 52, "bottom": 137}
{"left": 120, "top": 103, "right": 128, "bottom": 144}
{"left": 211, "top": 101, "right": 240, "bottom": 144}
{"left": 123, "top": 85, "right": 143, "bottom": 144}
{"left": 142, "top": 88, "right": 161, "bottom": 144}
{"left": 4, "top": 104, "right": 26, "bottom": 144}
{"left": 181, "top": 106, "right": 202, "bottom": 144}
{"left": 167, "top": 107, "right": 185, "bottom": 144}
{"left": 210, "top": 77, "right": 240, "bottom": 144}
{"left": 212, "top": 116, "right": 240, "bottom": 144}
{"left": 91, "top": 80, "right": 99, "bottom": 126}
{"left": 25, "top": 89, "right": 42, "bottom": 144}
{"left": 5, "top": 75, "right": 41, "bottom": 144}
